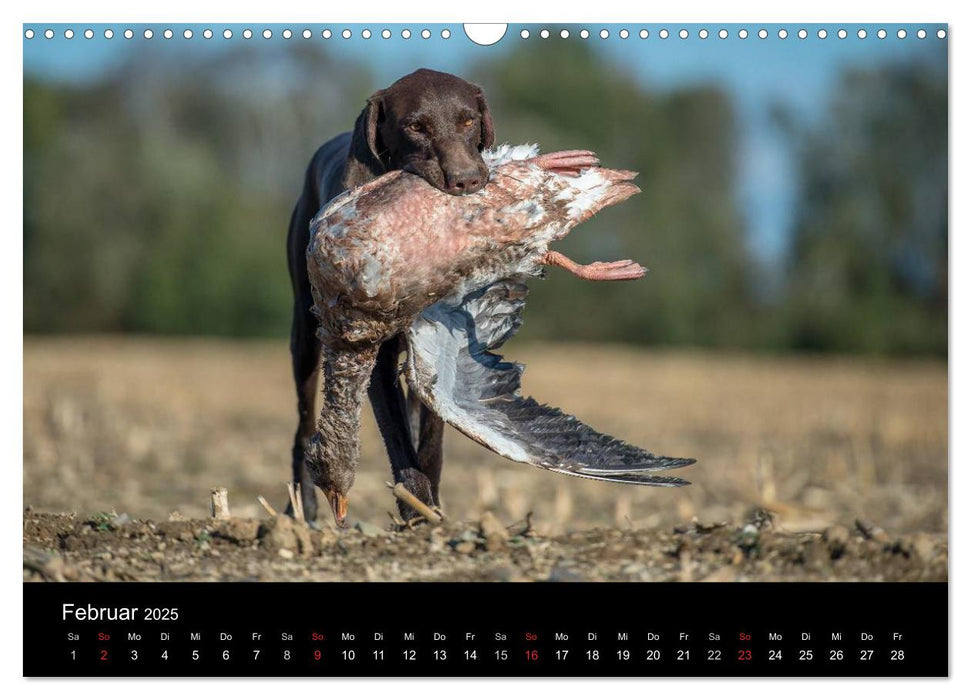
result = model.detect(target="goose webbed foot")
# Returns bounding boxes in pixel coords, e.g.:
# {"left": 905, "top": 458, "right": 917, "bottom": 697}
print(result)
{"left": 542, "top": 250, "right": 646, "bottom": 281}
{"left": 529, "top": 149, "right": 600, "bottom": 175}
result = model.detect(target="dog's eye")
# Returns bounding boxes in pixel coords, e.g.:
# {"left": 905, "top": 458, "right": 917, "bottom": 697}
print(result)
{"left": 408, "top": 122, "right": 424, "bottom": 133}
{"left": 462, "top": 118, "right": 475, "bottom": 127}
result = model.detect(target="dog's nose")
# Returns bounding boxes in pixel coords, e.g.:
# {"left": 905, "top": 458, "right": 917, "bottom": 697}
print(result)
{"left": 444, "top": 167, "right": 484, "bottom": 195}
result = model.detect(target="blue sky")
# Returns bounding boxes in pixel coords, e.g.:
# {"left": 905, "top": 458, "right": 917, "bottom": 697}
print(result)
{"left": 23, "top": 23, "right": 947, "bottom": 262}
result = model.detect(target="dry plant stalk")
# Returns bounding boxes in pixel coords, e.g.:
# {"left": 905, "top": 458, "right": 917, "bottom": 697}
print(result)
{"left": 257, "top": 495, "right": 279, "bottom": 518}
{"left": 386, "top": 481, "right": 442, "bottom": 523}
{"left": 209, "top": 487, "right": 231, "bottom": 520}
{"left": 286, "top": 482, "right": 305, "bottom": 523}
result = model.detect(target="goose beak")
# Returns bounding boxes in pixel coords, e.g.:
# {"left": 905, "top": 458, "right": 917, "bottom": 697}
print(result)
{"left": 325, "top": 490, "right": 349, "bottom": 528}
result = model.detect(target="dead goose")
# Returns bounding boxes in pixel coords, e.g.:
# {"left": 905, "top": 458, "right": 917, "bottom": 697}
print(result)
{"left": 305, "top": 145, "right": 695, "bottom": 526}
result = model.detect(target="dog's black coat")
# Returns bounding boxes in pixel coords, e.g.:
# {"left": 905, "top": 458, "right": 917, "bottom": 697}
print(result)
{"left": 286, "top": 69, "right": 495, "bottom": 523}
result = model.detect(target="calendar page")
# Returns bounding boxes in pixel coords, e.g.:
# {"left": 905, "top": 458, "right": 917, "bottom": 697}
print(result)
{"left": 22, "top": 21, "right": 948, "bottom": 677}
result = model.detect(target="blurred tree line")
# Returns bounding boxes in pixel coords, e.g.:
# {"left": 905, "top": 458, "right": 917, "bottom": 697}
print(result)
{"left": 25, "top": 46, "right": 372, "bottom": 336}
{"left": 777, "top": 61, "right": 947, "bottom": 355}
{"left": 23, "top": 41, "right": 946, "bottom": 355}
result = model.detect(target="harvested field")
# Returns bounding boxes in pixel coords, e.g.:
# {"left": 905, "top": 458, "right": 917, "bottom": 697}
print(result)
{"left": 23, "top": 337, "right": 947, "bottom": 582}
{"left": 22, "top": 511, "right": 946, "bottom": 583}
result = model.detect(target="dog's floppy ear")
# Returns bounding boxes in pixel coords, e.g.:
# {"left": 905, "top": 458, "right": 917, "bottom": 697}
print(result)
{"left": 474, "top": 86, "right": 495, "bottom": 150}
{"left": 345, "top": 90, "right": 387, "bottom": 186}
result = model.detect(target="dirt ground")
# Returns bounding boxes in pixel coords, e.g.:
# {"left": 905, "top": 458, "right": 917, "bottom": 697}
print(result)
{"left": 23, "top": 337, "right": 948, "bottom": 582}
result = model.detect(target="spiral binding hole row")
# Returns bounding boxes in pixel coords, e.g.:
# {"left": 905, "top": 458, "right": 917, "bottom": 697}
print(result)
{"left": 23, "top": 26, "right": 947, "bottom": 42}
{"left": 519, "top": 27, "right": 945, "bottom": 41}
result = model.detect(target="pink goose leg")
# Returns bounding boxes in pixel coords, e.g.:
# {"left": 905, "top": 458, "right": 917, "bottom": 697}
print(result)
{"left": 528, "top": 150, "right": 601, "bottom": 175}
{"left": 542, "top": 250, "right": 646, "bottom": 281}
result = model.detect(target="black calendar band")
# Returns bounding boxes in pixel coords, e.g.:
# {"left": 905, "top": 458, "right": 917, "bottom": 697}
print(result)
{"left": 24, "top": 582, "right": 947, "bottom": 677}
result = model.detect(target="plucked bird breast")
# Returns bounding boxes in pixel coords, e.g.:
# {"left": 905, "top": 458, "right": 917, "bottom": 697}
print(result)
{"left": 306, "top": 145, "right": 640, "bottom": 347}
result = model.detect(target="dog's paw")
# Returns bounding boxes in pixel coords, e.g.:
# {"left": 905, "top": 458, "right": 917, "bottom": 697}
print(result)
{"left": 395, "top": 468, "right": 436, "bottom": 521}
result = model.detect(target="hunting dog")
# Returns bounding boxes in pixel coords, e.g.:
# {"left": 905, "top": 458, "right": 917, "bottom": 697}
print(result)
{"left": 286, "top": 68, "right": 495, "bottom": 524}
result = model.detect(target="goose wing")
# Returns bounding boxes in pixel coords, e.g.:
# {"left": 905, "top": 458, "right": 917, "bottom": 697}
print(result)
{"left": 404, "top": 278, "right": 694, "bottom": 486}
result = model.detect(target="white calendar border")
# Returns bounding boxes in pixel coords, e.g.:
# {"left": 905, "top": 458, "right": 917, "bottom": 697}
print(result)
{"left": 3, "top": 0, "right": 965, "bottom": 696}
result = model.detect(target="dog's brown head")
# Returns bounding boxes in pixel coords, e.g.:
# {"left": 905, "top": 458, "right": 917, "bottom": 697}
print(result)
{"left": 345, "top": 68, "right": 495, "bottom": 195}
